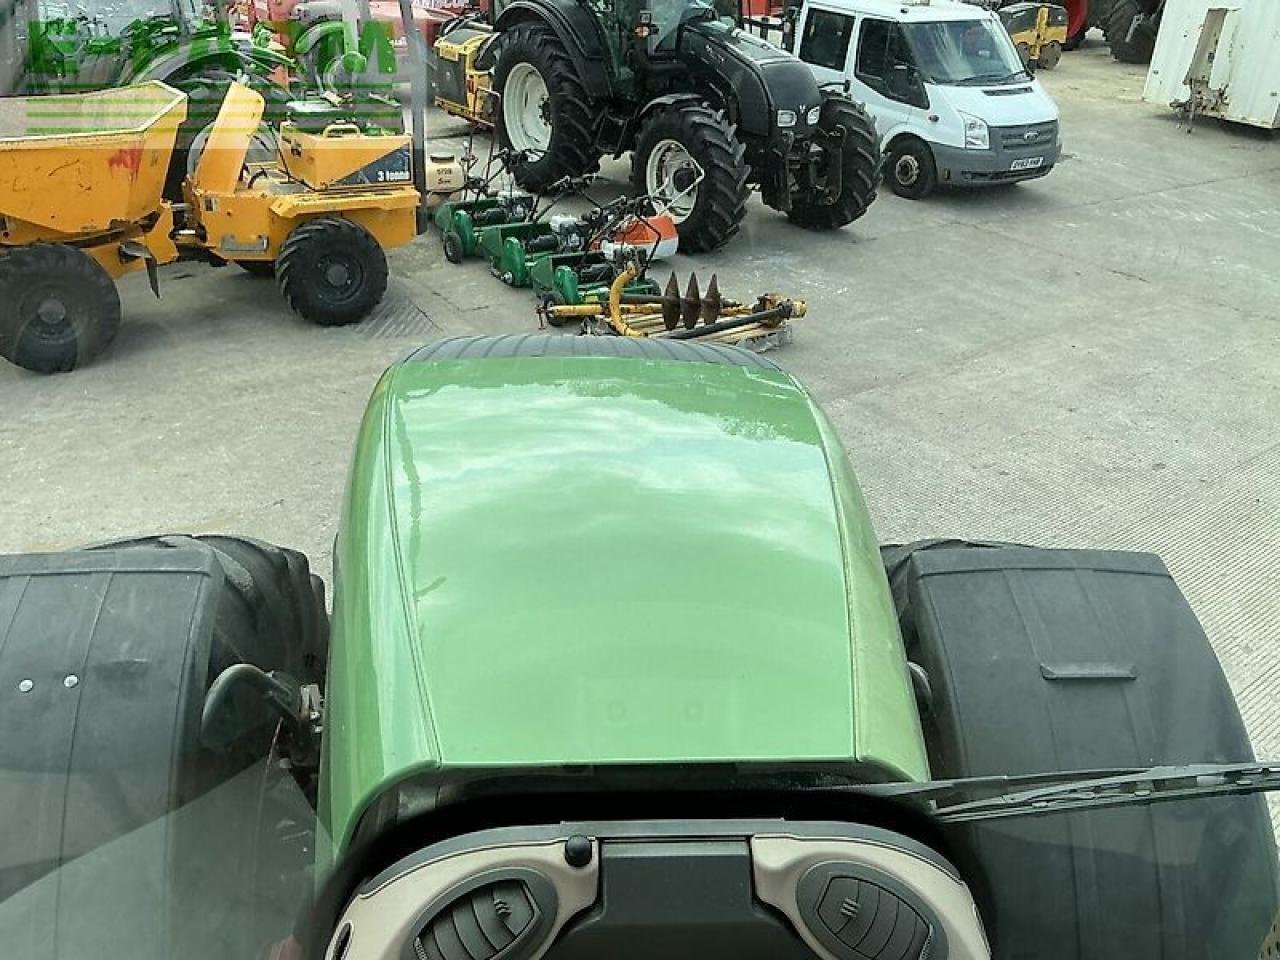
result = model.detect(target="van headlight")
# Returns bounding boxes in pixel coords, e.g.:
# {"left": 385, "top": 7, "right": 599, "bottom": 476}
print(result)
{"left": 807, "top": 105, "right": 821, "bottom": 125}
{"left": 776, "top": 109, "right": 797, "bottom": 128}
{"left": 960, "top": 112, "right": 989, "bottom": 150}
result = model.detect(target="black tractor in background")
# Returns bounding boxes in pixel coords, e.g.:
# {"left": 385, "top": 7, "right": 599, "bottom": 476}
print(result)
{"left": 481, "top": 0, "right": 880, "bottom": 252}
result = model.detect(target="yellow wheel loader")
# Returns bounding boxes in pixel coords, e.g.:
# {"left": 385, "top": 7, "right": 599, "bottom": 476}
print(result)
{"left": 0, "top": 80, "right": 462, "bottom": 373}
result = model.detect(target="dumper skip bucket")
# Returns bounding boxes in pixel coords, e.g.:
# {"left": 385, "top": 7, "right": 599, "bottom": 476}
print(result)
{"left": 0, "top": 81, "right": 187, "bottom": 240}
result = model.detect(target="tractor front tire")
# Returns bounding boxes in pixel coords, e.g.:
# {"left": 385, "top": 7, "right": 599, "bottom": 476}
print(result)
{"left": 492, "top": 22, "right": 601, "bottom": 192}
{"left": 0, "top": 244, "right": 121, "bottom": 374}
{"left": 276, "top": 217, "right": 388, "bottom": 327}
{"left": 633, "top": 103, "right": 749, "bottom": 254}
{"left": 1105, "top": 0, "right": 1159, "bottom": 63}
{"left": 786, "top": 96, "right": 880, "bottom": 230}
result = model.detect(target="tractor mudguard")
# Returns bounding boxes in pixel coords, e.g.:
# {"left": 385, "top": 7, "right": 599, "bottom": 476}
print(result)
{"left": 131, "top": 43, "right": 293, "bottom": 84}
{"left": 886, "top": 542, "right": 1280, "bottom": 960}
{"left": 295, "top": 20, "right": 394, "bottom": 76}
{"left": 490, "top": 0, "right": 614, "bottom": 97}
{"left": 637, "top": 92, "right": 706, "bottom": 121}
{"left": 294, "top": 19, "right": 349, "bottom": 57}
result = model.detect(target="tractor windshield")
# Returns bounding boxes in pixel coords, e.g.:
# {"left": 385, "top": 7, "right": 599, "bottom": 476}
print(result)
{"left": 902, "top": 18, "right": 1029, "bottom": 85}
{"left": 648, "top": 0, "right": 728, "bottom": 51}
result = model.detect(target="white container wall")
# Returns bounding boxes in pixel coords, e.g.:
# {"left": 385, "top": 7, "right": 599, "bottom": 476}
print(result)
{"left": 1143, "top": 0, "right": 1280, "bottom": 129}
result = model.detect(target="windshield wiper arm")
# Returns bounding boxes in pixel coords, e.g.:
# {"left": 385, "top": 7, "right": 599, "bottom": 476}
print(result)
{"left": 860, "top": 762, "right": 1280, "bottom": 823}
{"left": 951, "top": 70, "right": 1029, "bottom": 85}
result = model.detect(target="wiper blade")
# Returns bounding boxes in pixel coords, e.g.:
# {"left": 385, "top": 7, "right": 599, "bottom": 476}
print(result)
{"left": 952, "top": 71, "right": 1028, "bottom": 85}
{"left": 862, "top": 762, "right": 1280, "bottom": 823}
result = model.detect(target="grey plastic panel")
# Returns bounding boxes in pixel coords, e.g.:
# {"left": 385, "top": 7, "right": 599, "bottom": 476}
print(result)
{"left": 333, "top": 841, "right": 598, "bottom": 960}
{"left": 752, "top": 835, "right": 991, "bottom": 960}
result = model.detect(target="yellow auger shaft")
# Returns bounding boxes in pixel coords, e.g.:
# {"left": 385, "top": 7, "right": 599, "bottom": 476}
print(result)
{"left": 608, "top": 263, "right": 647, "bottom": 338}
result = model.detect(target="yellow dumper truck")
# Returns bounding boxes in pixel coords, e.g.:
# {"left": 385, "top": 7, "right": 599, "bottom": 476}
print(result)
{"left": 0, "top": 81, "right": 457, "bottom": 373}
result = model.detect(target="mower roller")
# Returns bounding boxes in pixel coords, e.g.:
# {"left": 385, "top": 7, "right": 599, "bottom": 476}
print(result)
{"left": 0, "top": 80, "right": 459, "bottom": 373}
{"left": 1, "top": 337, "right": 1277, "bottom": 960}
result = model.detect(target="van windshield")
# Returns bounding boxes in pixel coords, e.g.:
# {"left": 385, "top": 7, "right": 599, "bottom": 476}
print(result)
{"left": 903, "top": 19, "right": 1029, "bottom": 85}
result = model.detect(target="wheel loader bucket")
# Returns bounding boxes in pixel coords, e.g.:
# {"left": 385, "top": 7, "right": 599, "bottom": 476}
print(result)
{"left": 0, "top": 82, "right": 186, "bottom": 241}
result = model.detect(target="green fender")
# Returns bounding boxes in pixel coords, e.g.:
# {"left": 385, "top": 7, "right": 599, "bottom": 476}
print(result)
{"left": 498, "top": 236, "right": 531, "bottom": 286}
{"left": 451, "top": 210, "right": 479, "bottom": 256}
{"left": 296, "top": 19, "right": 398, "bottom": 79}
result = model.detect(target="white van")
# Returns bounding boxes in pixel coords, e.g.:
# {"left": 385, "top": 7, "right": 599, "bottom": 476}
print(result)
{"left": 791, "top": 0, "right": 1062, "bottom": 198}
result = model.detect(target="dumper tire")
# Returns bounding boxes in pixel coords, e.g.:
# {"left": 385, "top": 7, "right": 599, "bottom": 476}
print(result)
{"left": 0, "top": 244, "right": 121, "bottom": 374}
{"left": 277, "top": 217, "right": 388, "bottom": 326}
{"left": 632, "top": 102, "right": 749, "bottom": 253}
{"left": 493, "top": 21, "right": 601, "bottom": 192}
{"left": 1105, "top": 0, "right": 1158, "bottom": 63}
{"left": 786, "top": 96, "right": 880, "bottom": 230}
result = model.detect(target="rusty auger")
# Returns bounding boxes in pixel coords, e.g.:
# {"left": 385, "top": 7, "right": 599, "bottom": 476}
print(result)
{"left": 543, "top": 261, "right": 807, "bottom": 348}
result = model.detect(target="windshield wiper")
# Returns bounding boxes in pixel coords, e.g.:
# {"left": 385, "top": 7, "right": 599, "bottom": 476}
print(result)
{"left": 860, "top": 762, "right": 1280, "bottom": 823}
{"left": 951, "top": 70, "right": 1029, "bottom": 86}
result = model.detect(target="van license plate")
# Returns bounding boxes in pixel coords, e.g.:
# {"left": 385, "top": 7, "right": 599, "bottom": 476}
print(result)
{"left": 1010, "top": 157, "right": 1044, "bottom": 171}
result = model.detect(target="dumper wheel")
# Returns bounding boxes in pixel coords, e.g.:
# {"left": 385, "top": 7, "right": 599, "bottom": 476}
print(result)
{"left": 633, "top": 102, "right": 749, "bottom": 253}
{"left": 0, "top": 244, "right": 121, "bottom": 374}
{"left": 786, "top": 95, "right": 880, "bottom": 230}
{"left": 276, "top": 217, "right": 388, "bottom": 326}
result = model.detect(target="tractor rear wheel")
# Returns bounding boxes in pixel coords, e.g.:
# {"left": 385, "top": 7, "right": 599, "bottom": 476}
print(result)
{"left": 492, "top": 22, "right": 601, "bottom": 192}
{"left": 276, "top": 217, "right": 388, "bottom": 327}
{"left": 786, "top": 96, "right": 880, "bottom": 230}
{"left": 633, "top": 103, "right": 749, "bottom": 254}
{"left": 1105, "top": 0, "right": 1159, "bottom": 63}
{"left": 0, "top": 244, "right": 121, "bottom": 374}
{"left": 1060, "top": 0, "right": 1090, "bottom": 49}
{"left": 0, "top": 535, "right": 326, "bottom": 953}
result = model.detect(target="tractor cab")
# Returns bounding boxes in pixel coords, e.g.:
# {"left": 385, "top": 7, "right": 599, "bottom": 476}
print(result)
{"left": 642, "top": 0, "right": 738, "bottom": 51}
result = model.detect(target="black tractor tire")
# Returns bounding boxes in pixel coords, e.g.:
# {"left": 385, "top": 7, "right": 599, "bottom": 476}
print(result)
{"left": 1105, "top": 0, "right": 1159, "bottom": 63}
{"left": 786, "top": 96, "right": 880, "bottom": 230}
{"left": 0, "top": 536, "right": 327, "bottom": 940}
{"left": 276, "top": 217, "right": 388, "bottom": 326}
{"left": 1062, "top": 24, "right": 1087, "bottom": 50}
{"left": 886, "top": 137, "right": 937, "bottom": 200}
{"left": 0, "top": 244, "right": 121, "bottom": 374}
{"left": 492, "top": 21, "right": 601, "bottom": 192}
{"left": 881, "top": 540, "right": 1280, "bottom": 960}
{"left": 234, "top": 259, "right": 276, "bottom": 278}
{"left": 89, "top": 534, "right": 329, "bottom": 686}
{"left": 632, "top": 102, "right": 749, "bottom": 254}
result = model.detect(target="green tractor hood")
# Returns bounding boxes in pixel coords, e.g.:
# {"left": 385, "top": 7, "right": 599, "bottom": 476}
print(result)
{"left": 321, "top": 339, "right": 927, "bottom": 854}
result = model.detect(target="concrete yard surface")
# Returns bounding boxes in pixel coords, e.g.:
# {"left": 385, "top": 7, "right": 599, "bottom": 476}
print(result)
{"left": 2, "top": 43, "right": 1279, "bottom": 780}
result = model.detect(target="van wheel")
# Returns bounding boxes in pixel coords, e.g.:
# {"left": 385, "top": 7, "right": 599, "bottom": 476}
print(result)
{"left": 887, "top": 139, "right": 936, "bottom": 200}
